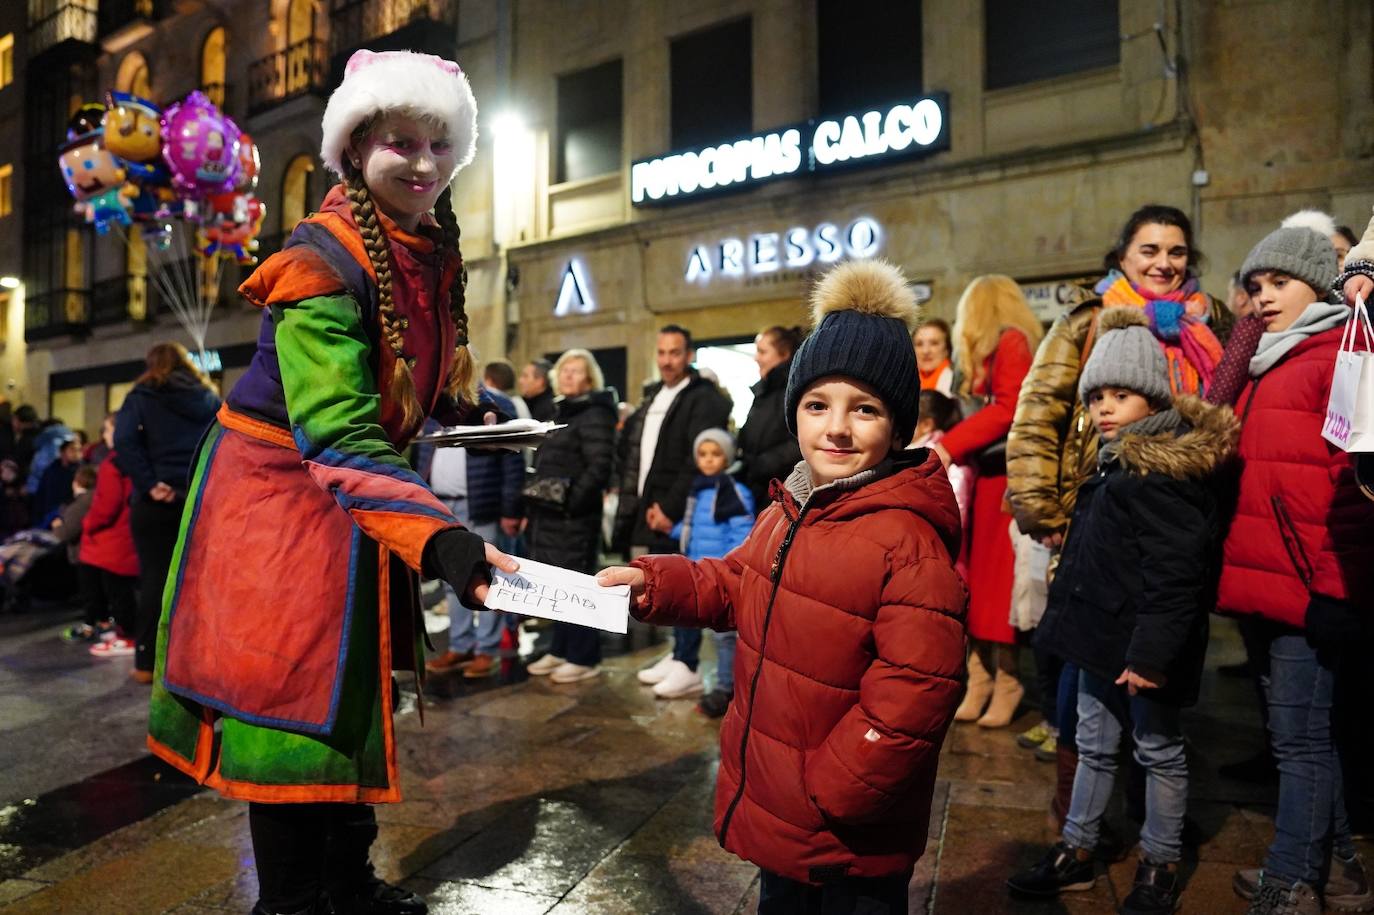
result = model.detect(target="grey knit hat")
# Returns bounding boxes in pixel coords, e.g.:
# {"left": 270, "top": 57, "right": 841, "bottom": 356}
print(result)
{"left": 785, "top": 260, "right": 922, "bottom": 443}
{"left": 693, "top": 427, "right": 737, "bottom": 465}
{"left": 1240, "top": 225, "right": 1338, "bottom": 294}
{"left": 1078, "top": 308, "right": 1172, "bottom": 406}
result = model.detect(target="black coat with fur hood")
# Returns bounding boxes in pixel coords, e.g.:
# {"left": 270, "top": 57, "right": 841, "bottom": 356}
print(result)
{"left": 1034, "top": 396, "right": 1239, "bottom": 706}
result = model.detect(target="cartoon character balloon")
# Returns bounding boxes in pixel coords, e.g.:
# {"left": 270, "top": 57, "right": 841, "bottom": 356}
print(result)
{"left": 160, "top": 91, "right": 241, "bottom": 198}
{"left": 58, "top": 130, "right": 136, "bottom": 235}
{"left": 104, "top": 91, "right": 176, "bottom": 221}
{"left": 235, "top": 133, "right": 260, "bottom": 192}
{"left": 67, "top": 102, "right": 108, "bottom": 140}
{"left": 198, "top": 195, "right": 265, "bottom": 265}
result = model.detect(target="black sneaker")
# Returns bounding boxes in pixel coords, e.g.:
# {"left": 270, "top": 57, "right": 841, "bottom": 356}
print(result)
{"left": 331, "top": 875, "right": 427, "bottom": 915}
{"left": 1121, "top": 858, "right": 1179, "bottom": 915}
{"left": 1006, "top": 842, "right": 1096, "bottom": 898}
{"left": 696, "top": 689, "right": 733, "bottom": 718}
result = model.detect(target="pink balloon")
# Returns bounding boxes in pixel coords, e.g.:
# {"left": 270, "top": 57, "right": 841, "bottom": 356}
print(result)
{"left": 160, "top": 91, "right": 241, "bottom": 200}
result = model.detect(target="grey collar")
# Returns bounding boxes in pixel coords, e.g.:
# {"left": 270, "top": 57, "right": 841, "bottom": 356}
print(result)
{"left": 783, "top": 457, "right": 897, "bottom": 508}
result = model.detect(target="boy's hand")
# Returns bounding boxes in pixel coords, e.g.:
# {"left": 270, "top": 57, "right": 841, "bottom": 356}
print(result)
{"left": 1115, "top": 665, "right": 1167, "bottom": 696}
{"left": 596, "top": 566, "right": 647, "bottom": 609}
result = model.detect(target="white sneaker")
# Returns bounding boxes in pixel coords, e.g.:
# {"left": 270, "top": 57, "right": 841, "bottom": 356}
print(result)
{"left": 637, "top": 652, "right": 676, "bottom": 685}
{"left": 526, "top": 653, "right": 565, "bottom": 676}
{"left": 652, "top": 660, "right": 704, "bottom": 699}
{"left": 549, "top": 662, "right": 601, "bottom": 684}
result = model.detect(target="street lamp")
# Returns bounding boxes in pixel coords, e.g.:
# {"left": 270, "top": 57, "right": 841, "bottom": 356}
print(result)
{"left": 0, "top": 277, "right": 19, "bottom": 289}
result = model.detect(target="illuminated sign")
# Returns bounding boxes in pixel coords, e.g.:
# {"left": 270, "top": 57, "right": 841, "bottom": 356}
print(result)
{"left": 554, "top": 260, "right": 595, "bottom": 316}
{"left": 189, "top": 349, "right": 222, "bottom": 374}
{"left": 685, "top": 217, "right": 884, "bottom": 284}
{"left": 632, "top": 94, "right": 948, "bottom": 206}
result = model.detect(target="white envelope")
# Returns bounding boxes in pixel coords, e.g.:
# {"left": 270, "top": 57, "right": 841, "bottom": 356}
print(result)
{"left": 484, "top": 557, "right": 631, "bottom": 634}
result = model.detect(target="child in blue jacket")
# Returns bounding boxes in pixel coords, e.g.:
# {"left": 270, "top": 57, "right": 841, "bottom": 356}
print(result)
{"left": 640, "top": 428, "right": 755, "bottom": 711}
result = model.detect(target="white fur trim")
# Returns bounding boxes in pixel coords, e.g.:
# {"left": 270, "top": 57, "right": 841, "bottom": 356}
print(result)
{"left": 320, "top": 50, "right": 478, "bottom": 180}
{"left": 1280, "top": 208, "right": 1337, "bottom": 239}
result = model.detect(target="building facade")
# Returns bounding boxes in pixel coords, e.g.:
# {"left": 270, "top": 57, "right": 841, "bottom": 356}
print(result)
{"left": 4, "top": 1, "right": 1373, "bottom": 433}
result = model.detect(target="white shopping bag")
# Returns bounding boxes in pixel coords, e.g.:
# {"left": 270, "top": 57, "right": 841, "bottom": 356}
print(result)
{"left": 1322, "top": 294, "right": 1374, "bottom": 452}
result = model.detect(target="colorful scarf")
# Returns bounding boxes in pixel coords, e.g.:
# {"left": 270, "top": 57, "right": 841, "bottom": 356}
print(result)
{"left": 1095, "top": 270, "right": 1224, "bottom": 396}
{"left": 919, "top": 359, "right": 952, "bottom": 391}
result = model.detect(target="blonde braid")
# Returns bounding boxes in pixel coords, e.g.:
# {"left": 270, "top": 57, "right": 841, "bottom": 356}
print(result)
{"left": 433, "top": 186, "right": 476, "bottom": 407}
{"left": 344, "top": 170, "right": 423, "bottom": 431}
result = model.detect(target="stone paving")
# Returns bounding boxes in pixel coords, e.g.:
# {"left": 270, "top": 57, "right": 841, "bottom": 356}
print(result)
{"left": 0, "top": 606, "right": 1365, "bottom": 914}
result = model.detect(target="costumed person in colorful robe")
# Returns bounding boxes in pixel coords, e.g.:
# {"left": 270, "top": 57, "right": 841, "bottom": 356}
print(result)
{"left": 146, "top": 50, "right": 515, "bottom": 915}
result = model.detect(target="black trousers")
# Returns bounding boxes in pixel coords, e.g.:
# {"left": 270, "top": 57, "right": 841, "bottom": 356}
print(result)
{"left": 249, "top": 802, "right": 377, "bottom": 912}
{"left": 129, "top": 498, "right": 183, "bottom": 672}
{"left": 77, "top": 562, "right": 137, "bottom": 632}
{"left": 758, "top": 870, "right": 911, "bottom": 915}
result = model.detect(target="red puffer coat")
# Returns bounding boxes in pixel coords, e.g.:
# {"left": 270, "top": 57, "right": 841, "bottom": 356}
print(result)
{"left": 80, "top": 452, "right": 138, "bottom": 578}
{"left": 631, "top": 449, "right": 967, "bottom": 883}
{"left": 1217, "top": 326, "right": 1374, "bottom": 626}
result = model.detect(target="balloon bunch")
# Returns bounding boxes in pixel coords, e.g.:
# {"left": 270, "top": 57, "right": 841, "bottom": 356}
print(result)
{"left": 57, "top": 89, "right": 266, "bottom": 263}
{"left": 57, "top": 89, "right": 271, "bottom": 364}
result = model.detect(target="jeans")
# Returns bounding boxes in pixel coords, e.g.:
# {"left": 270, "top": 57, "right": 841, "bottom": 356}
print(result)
{"left": 439, "top": 504, "right": 509, "bottom": 655}
{"left": 713, "top": 630, "right": 737, "bottom": 693}
{"left": 1256, "top": 624, "right": 1356, "bottom": 885}
{"left": 673, "top": 626, "right": 702, "bottom": 671}
{"left": 1063, "top": 670, "right": 1188, "bottom": 864}
{"left": 758, "top": 869, "right": 910, "bottom": 914}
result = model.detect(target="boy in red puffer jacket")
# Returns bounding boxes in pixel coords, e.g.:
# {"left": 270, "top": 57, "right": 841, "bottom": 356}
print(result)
{"left": 599, "top": 259, "right": 967, "bottom": 915}
{"left": 1218, "top": 225, "right": 1374, "bottom": 915}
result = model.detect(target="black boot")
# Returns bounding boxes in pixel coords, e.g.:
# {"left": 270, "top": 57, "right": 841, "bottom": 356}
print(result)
{"left": 1120, "top": 858, "right": 1179, "bottom": 915}
{"left": 251, "top": 895, "right": 333, "bottom": 915}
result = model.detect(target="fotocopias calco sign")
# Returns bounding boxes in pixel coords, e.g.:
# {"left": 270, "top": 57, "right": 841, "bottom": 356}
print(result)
{"left": 632, "top": 94, "right": 949, "bottom": 206}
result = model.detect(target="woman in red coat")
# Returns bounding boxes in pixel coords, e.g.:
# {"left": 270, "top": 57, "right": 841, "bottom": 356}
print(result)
{"left": 933, "top": 276, "right": 1041, "bottom": 728}
{"left": 83, "top": 415, "right": 140, "bottom": 658}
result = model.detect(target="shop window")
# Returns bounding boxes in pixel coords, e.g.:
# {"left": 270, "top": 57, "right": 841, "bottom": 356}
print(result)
{"left": 280, "top": 154, "right": 315, "bottom": 234}
{"left": 984, "top": 0, "right": 1119, "bottom": 90}
{"left": 107, "top": 381, "right": 134, "bottom": 414}
{"left": 555, "top": 59, "right": 622, "bottom": 184}
{"left": 0, "top": 34, "right": 13, "bottom": 90}
{"left": 116, "top": 50, "right": 152, "bottom": 98}
{"left": 671, "top": 18, "right": 752, "bottom": 150}
{"left": 817, "top": 2, "right": 922, "bottom": 116}
{"left": 0, "top": 164, "right": 11, "bottom": 218}
{"left": 50, "top": 388, "right": 85, "bottom": 434}
{"left": 201, "top": 26, "right": 227, "bottom": 107}
{"left": 695, "top": 340, "right": 756, "bottom": 430}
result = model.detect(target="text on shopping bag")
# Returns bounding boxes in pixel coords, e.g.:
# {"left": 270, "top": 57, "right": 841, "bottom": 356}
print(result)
{"left": 484, "top": 557, "right": 630, "bottom": 634}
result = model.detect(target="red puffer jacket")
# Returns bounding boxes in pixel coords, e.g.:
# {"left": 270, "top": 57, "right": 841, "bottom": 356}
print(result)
{"left": 1217, "top": 326, "right": 1374, "bottom": 626}
{"left": 632, "top": 449, "right": 967, "bottom": 882}
{"left": 80, "top": 452, "right": 138, "bottom": 578}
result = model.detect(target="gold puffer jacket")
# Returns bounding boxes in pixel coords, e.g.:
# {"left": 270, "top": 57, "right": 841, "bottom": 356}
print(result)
{"left": 1006, "top": 295, "right": 1232, "bottom": 537}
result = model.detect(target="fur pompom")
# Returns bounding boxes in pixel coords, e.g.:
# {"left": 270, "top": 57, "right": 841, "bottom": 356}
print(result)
{"left": 1097, "top": 306, "right": 1150, "bottom": 333}
{"left": 1281, "top": 209, "right": 1337, "bottom": 239}
{"left": 809, "top": 259, "right": 920, "bottom": 331}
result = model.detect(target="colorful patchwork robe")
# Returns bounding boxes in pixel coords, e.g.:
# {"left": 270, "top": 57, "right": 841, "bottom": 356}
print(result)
{"left": 147, "top": 185, "right": 475, "bottom": 802}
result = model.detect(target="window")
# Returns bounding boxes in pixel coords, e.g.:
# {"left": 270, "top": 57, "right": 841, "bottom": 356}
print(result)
{"left": 0, "top": 34, "right": 13, "bottom": 90}
{"left": 116, "top": 50, "right": 151, "bottom": 97}
{"left": 671, "top": 19, "right": 752, "bottom": 150}
{"left": 106, "top": 381, "right": 134, "bottom": 414}
{"left": 817, "top": 2, "right": 922, "bottom": 116}
{"left": 0, "top": 164, "right": 11, "bottom": 218}
{"left": 280, "top": 154, "right": 315, "bottom": 233}
{"left": 201, "top": 26, "right": 226, "bottom": 107}
{"left": 984, "top": 0, "right": 1119, "bottom": 90}
{"left": 555, "top": 59, "right": 622, "bottom": 184}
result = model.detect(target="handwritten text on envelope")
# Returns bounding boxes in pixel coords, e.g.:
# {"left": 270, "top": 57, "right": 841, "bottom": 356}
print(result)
{"left": 483, "top": 558, "right": 630, "bottom": 634}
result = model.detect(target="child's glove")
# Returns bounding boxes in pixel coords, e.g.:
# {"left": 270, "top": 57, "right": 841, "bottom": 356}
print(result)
{"left": 1305, "top": 594, "right": 1363, "bottom": 655}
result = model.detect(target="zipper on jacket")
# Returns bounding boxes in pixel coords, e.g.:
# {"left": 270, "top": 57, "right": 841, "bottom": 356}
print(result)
{"left": 718, "top": 502, "right": 808, "bottom": 848}
{"left": 1271, "top": 495, "right": 1314, "bottom": 586}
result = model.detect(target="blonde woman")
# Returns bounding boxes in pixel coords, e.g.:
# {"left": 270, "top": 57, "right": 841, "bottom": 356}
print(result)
{"left": 524, "top": 348, "right": 619, "bottom": 682}
{"left": 933, "top": 276, "right": 1043, "bottom": 728}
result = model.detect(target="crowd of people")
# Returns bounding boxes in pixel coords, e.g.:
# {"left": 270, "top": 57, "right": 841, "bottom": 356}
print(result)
{"left": 22, "top": 45, "right": 1374, "bottom": 915}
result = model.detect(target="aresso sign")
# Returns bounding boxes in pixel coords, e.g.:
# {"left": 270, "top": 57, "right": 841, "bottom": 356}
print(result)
{"left": 686, "top": 217, "right": 883, "bottom": 283}
{"left": 632, "top": 94, "right": 949, "bottom": 206}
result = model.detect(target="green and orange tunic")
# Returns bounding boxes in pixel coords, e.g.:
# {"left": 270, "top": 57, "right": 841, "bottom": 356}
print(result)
{"left": 148, "top": 185, "right": 476, "bottom": 803}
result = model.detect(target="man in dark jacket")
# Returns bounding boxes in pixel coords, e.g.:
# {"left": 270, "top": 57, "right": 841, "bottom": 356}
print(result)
{"left": 420, "top": 386, "right": 525, "bottom": 677}
{"left": 518, "top": 360, "right": 556, "bottom": 422}
{"left": 613, "top": 325, "right": 732, "bottom": 556}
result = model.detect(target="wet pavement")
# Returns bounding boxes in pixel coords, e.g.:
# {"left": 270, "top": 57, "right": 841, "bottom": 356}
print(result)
{"left": 0, "top": 603, "right": 1365, "bottom": 914}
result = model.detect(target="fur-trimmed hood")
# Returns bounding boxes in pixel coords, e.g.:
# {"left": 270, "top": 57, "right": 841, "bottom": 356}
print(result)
{"left": 1112, "top": 395, "right": 1238, "bottom": 480}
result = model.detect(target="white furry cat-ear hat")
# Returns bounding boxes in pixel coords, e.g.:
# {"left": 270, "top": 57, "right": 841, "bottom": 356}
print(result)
{"left": 320, "top": 49, "right": 478, "bottom": 180}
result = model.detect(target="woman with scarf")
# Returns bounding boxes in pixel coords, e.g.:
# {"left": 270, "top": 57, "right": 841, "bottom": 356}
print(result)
{"left": 1005, "top": 204, "right": 1228, "bottom": 827}
{"left": 914, "top": 317, "right": 955, "bottom": 395}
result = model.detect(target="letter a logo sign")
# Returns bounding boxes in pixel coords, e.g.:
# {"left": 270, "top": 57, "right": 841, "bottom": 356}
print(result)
{"left": 554, "top": 260, "right": 596, "bottom": 317}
